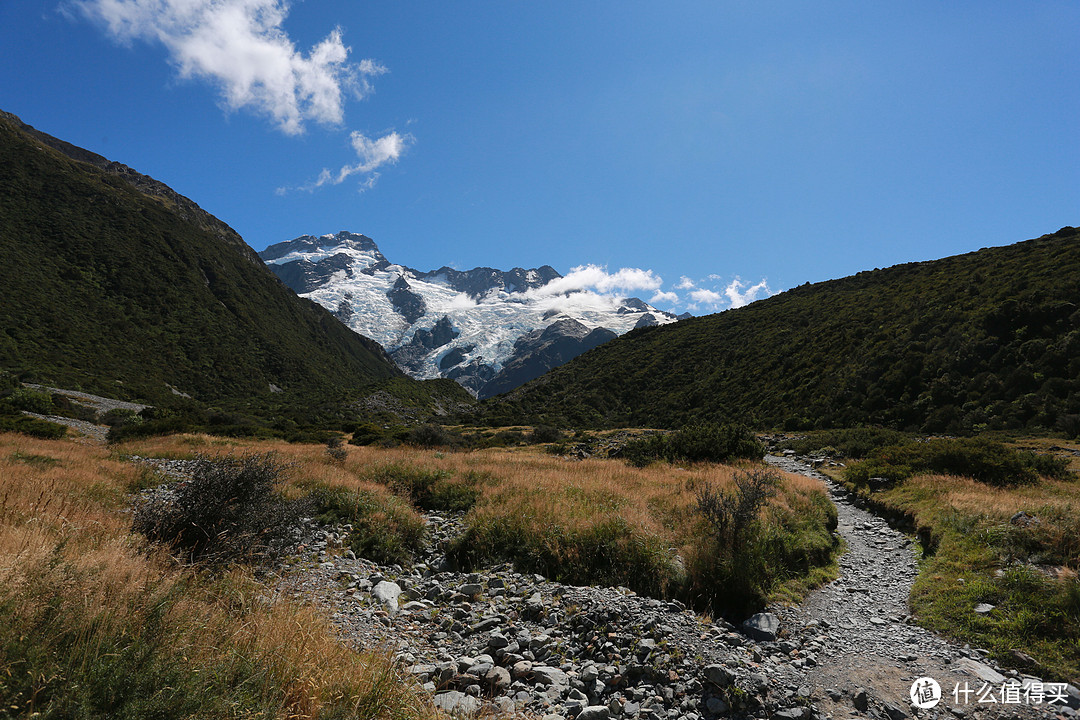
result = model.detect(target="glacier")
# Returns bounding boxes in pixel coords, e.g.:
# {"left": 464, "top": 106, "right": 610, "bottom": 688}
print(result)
{"left": 259, "top": 231, "right": 677, "bottom": 398}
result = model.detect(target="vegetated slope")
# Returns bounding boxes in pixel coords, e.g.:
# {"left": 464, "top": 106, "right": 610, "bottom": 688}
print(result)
{"left": 0, "top": 110, "right": 402, "bottom": 407}
{"left": 491, "top": 227, "right": 1080, "bottom": 434}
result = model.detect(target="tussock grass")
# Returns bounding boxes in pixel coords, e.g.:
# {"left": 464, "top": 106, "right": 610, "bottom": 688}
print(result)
{"left": 121, "top": 434, "right": 840, "bottom": 619}
{"left": 0, "top": 432, "right": 436, "bottom": 719}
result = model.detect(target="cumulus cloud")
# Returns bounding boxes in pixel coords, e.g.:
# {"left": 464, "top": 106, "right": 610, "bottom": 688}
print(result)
{"left": 679, "top": 276, "right": 773, "bottom": 312}
{"left": 530, "top": 264, "right": 663, "bottom": 298}
{"left": 690, "top": 288, "right": 724, "bottom": 306}
{"left": 724, "top": 277, "right": 772, "bottom": 308}
{"left": 649, "top": 290, "right": 680, "bottom": 306}
{"left": 74, "top": 0, "right": 383, "bottom": 135}
{"left": 675, "top": 276, "right": 696, "bottom": 290}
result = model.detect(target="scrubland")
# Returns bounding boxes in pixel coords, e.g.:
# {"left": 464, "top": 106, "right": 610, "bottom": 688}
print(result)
{"left": 0, "top": 432, "right": 434, "bottom": 719}
{"left": 0, "top": 429, "right": 841, "bottom": 717}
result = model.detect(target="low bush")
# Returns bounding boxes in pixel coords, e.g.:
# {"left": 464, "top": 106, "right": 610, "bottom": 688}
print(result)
{"left": 687, "top": 468, "right": 838, "bottom": 617}
{"left": 406, "top": 424, "right": 463, "bottom": 448}
{"left": 617, "top": 423, "right": 764, "bottom": 467}
{"left": 696, "top": 467, "right": 779, "bottom": 548}
{"left": 6, "top": 387, "right": 54, "bottom": 414}
{"left": 0, "top": 413, "right": 67, "bottom": 439}
{"left": 528, "top": 425, "right": 564, "bottom": 444}
{"left": 306, "top": 485, "right": 427, "bottom": 566}
{"left": 449, "top": 513, "right": 675, "bottom": 599}
{"left": 367, "top": 463, "right": 484, "bottom": 513}
{"left": 48, "top": 393, "right": 99, "bottom": 422}
{"left": 781, "top": 427, "right": 911, "bottom": 459}
{"left": 100, "top": 407, "right": 142, "bottom": 428}
{"left": 844, "top": 437, "right": 1069, "bottom": 487}
{"left": 132, "top": 453, "right": 304, "bottom": 564}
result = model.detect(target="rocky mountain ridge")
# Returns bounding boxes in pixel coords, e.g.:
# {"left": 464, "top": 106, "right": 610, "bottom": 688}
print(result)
{"left": 259, "top": 231, "right": 678, "bottom": 398}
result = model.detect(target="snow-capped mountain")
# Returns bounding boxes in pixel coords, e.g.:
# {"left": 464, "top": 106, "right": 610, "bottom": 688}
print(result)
{"left": 259, "top": 231, "right": 677, "bottom": 398}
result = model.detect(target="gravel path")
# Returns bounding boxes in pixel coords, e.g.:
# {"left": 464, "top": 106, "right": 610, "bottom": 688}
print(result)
{"left": 766, "top": 454, "right": 1072, "bottom": 720}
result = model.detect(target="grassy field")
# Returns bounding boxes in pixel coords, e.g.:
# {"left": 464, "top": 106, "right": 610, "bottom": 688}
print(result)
{"left": 829, "top": 437, "right": 1080, "bottom": 683}
{"left": 0, "top": 432, "right": 436, "bottom": 719}
{"left": 0, "top": 429, "right": 840, "bottom": 717}
{"left": 119, "top": 433, "right": 840, "bottom": 618}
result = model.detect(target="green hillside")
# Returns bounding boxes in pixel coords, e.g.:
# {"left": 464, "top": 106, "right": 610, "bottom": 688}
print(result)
{"left": 489, "top": 227, "right": 1080, "bottom": 434}
{"left": 0, "top": 111, "right": 401, "bottom": 409}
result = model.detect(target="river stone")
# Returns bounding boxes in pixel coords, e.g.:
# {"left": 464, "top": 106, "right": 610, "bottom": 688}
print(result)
{"left": 703, "top": 664, "right": 733, "bottom": 686}
{"left": 954, "top": 657, "right": 1006, "bottom": 685}
{"left": 371, "top": 580, "right": 402, "bottom": 612}
{"left": 432, "top": 690, "right": 481, "bottom": 714}
{"left": 774, "top": 709, "right": 810, "bottom": 720}
{"left": 578, "top": 706, "right": 610, "bottom": 720}
{"left": 532, "top": 665, "right": 569, "bottom": 687}
{"left": 881, "top": 700, "right": 908, "bottom": 720}
{"left": 706, "top": 697, "right": 728, "bottom": 714}
{"left": 485, "top": 666, "right": 511, "bottom": 692}
{"left": 1065, "top": 684, "right": 1080, "bottom": 710}
{"left": 741, "top": 612, "right": 780, "bottom": 641}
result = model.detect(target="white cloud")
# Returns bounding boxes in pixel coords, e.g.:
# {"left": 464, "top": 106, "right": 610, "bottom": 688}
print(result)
{"left": 530, "top": 264, "right": 663, "bottom": 298}
{"left": 649, "top": 290, "right": 679, "bottom": 306}
{"left": 675, "top": 276, "right": 696, "bottom": 290}
{"left": 282, "top": 129, "right": 412, "bottom": 193}
{"left": 690, "top": 288, "right": 724, "bottom": 306}
{"left": 75, "top": 0, "right": 383, "bottom": 135}
{"left": 724, "top": 277, "right": 772, "bottom": 308}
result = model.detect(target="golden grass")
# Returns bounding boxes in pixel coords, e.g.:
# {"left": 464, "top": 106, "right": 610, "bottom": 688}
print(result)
{"left": 0, "top": 432, "right": 437, "bottom": 719}
{"left": 116, "top": 433, "right": 839, "bottom": 618}
{"left": 119, "top": 433, "right": 826, "bottom": 558}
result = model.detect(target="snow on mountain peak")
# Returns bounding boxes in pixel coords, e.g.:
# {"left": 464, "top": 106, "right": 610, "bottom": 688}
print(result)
{"left": 258, "top": 232, "right": 676, "bottom": 397}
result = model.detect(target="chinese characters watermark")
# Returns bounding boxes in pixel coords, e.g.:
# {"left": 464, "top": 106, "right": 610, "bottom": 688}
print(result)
{"left": 910, "top": 677, "right": 1072, "bottom": 707}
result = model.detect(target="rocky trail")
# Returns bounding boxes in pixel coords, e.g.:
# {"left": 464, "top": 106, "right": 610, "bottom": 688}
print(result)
{"left": 765, "top": 454, "right": 1079, "bottom": 720}
{"left": 131, "top": 454, "right": 1079, "bottom": 720}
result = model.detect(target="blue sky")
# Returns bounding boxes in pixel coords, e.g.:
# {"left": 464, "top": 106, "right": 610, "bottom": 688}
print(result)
{"left": 2, "top": 1, "right": 1077, "bottom": 314}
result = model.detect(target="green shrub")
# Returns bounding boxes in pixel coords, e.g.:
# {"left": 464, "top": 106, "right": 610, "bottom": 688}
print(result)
{"left": 346, "top": 421, "right": 393, "bottom": 446}
{"left": 689, "top": 469, "right": 838, "bottom": 618}
{"left": 325, "top": 436, "right": 347, "bottom": 462}
{"left": 695, "top": 467, "right": 779, "bottom": 547}
{"left": 528, "top": 425, "right": 563, "bottom": 444}
{"left": 100, "top": 408, "right": 142, "bottom": 428}
{"left": 405, "top": 424, "right": 462, "bottom": 448}
{"left": 448, "top": 514, "right": 675, "bottom": 598}
{"left": 307, "top": 485, "right": 426, "bottom": 566}
{"left": 0, "top": 414, "right": 67, "bottom": 439}
{"left": 844, "top": 437, "right": 1069, "bottom": 487}
{"left": 7, "top": 387, "right": 54, "bottom": 414}
{"left": 617, "top": 423, "right": 764, "bottom": 467}
{"left": 0, "top": 371, "right": 17, "bottom": 393}
{"left": 48, "top": 394, "right": 99, "bottom": 423}
{"left": 782, "top": 427, "right": 911, "bottom": 459}
{"left": 367, "top": 464, "right": 484, "bottom": 513}
{"left": 131, "top": 453, "right": 304, "bottom": 564}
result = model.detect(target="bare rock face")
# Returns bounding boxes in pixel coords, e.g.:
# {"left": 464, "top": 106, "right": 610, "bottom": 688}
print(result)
{"left": 387, "top": 275, "right": 427, "bottom": 324}
{"left": 391, "top": 316, "right": 460, "bottom": 374}
{"left": 477, "top": 320, "right": 617, "bottom": 400}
